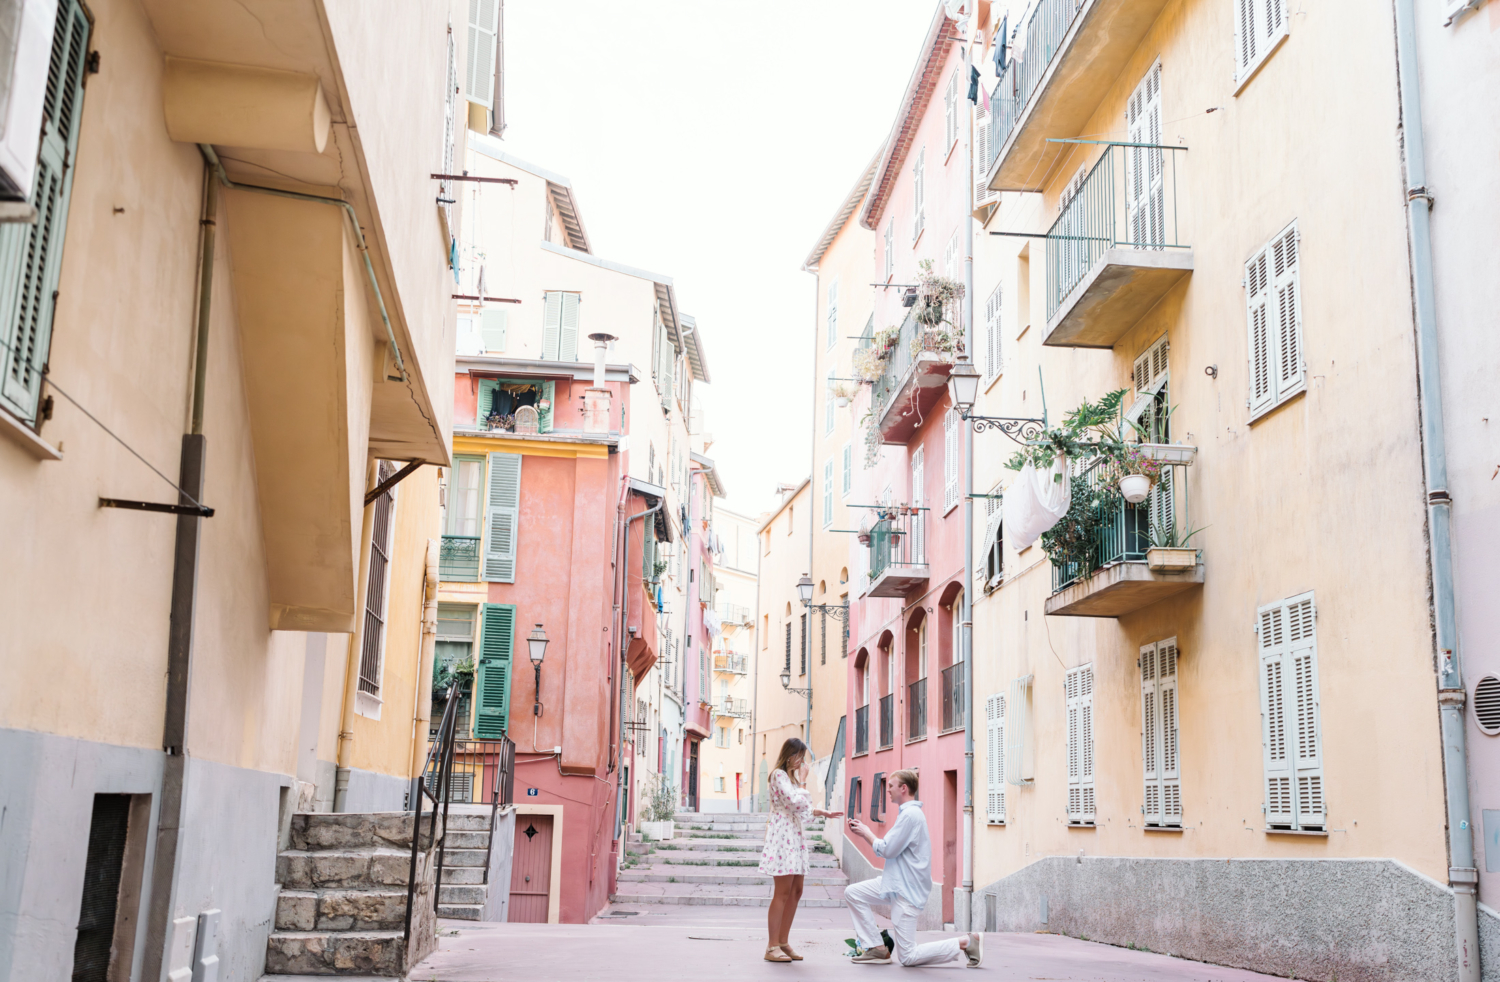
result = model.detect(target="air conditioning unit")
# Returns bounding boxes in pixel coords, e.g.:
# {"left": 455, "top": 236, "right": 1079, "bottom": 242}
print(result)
{"left": 0, "top": 0, "right": 58, "bottom": 201}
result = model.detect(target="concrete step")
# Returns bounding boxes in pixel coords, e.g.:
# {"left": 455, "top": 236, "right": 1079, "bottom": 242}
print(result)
{"left": 274, "top": 889, "right": 410, "bottom": 932}
{"left": 621, "top": 850, "right": 839, "bottom": 868}
{"left": 437, "top": 903, "right": 483, "bottom": 921}
{"left": 618, "top": 867, "right": 846, "bottom": 886}
{"left": 443, "top": 830, "right": 490, "bottom": 849}
{"left": 437, "top": 883, "right": 486, "bottom": 905}
{"left": 440, "top": 848, "right": 488, "bottom": 868}
{"left": 609, "top": 883, "right": 847, "bottom": 908}
{"left": 261, "top": 976, "right": 397, "bottom": 981}
{"left": 442, "top": 811, "right": 494, "bottom": 832}
{"left": 440, "top": 865, "right": 486, "bottom": 885}
{"left": 289, "top": 812, "right": 439, "bottom": 853}
{"left": 276, "top": 849, "right": 416, "bottom": 890}
{"left": 264, "top": 930, "right": 406, "bottom": 976}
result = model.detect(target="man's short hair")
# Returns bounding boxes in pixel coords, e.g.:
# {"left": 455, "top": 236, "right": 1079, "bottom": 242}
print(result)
{"left": 890, "top": 769, "right": 918, "bottom": 797}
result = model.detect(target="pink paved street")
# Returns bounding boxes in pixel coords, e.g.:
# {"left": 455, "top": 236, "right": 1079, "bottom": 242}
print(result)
{"left": 412, "top": 908, "right": 1292, "bottom": 981}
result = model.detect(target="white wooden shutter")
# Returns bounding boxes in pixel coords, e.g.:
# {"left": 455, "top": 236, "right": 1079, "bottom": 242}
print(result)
{"left": 1066, "top": 668, "right": 1081, "bottom": 819}
{"left": 825, "top": 368, "right": 836, "bottom": 434}
{"left": 1066, "top": 665, "right": 1095, "bottom": 823}
{"left": 984, "top": 284, "right": 1003, "bottom": 381}
{"left": 823, "top": 459, "right": 834, "bottom": 527}
{"left": 1235, "top": 0, "right": 1288, "bottom": 81}
{"left": 559, "top": 292, "right": 581, "bottom": 362}
{"left": 974, "top": 99, "right": 996, "bottom": 212}
{"left": 480, "top": 308, "right": 507, "bottom": 353}
{"left": 986, "top": 693, "right": 1006, "bottom": 823}
{"left": 1125, "top": 63, "right": 1164, "bottom": 251}
{"left": 827, "top": 279, "right": 839, "bottom": 349}
{"left": 1285, "top": 595, "right": 1324, "bottom": 828}
{"left": 541, "top": 291, "right": 563, "bottom": 360}
{"left": 465, "top": 0, "right": 502, "bottom": 110}
{"left": 483, "top": 452, "right": 522, "bottom": 582}
{"left": 1141, "top": 640, "right": 1181, "bottom": 827}
{"left": 944, "top": 231, "right": 958, "bottom": 281}
{"left": 842, "top": 443, "right": 853, "bottom": 495}
{"left": 1258, "top": 600, "right": 1295, "bottom": 827}
{"left": 1234, "top": 0, "right": 1257, "bottom": 77}
{"left": 884, "top": 222, "right": 894, "bottom": 280}
{"left": 913, "top": 148, "right": 926, "bottom": 242}
{"left": 1271, "top": 225, "right": 1303, "bottom": 401}
{"left": 1245, "top": 246, "right": 1274, "bottom": 415}
{"left": 910, "top": 447, "right": 925, "bottom": 563}
{"left": 944, "top": 409, "right": 960, "bottom": 511}
{"left": 1007, "top": 675, "right": 1032, "bottom": 786}
{"left": 1141, "top": 644, "right": 1160, "bottom": 825}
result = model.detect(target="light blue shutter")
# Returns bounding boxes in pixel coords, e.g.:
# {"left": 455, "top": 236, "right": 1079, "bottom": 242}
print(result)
{"left": 842, "top": 443, "right": 852, "bottom": 495}
{"left": 559, "top": 292, "right": 580, "bottom": 362}
{"left": 0, "top": 0, "right": 89, "bottom": 422}
{"left": 823, "top": 459, "right": 834, "bottom": 527}
{"left": 473, "top": 603, "right": 515, "bottom": 737}
{"left": 541, "top": 291, "right": 563, "bottom": 359}
{"left": 480, "top": 308, "right": 506, "bottom": 353}
{"left": 483, "top": 452, "right": 522, "bottom": 582}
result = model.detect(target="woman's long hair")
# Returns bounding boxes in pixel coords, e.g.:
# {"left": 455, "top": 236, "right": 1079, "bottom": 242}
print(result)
{"left": 772, "top": 738, "right": 808, "bottom": 778}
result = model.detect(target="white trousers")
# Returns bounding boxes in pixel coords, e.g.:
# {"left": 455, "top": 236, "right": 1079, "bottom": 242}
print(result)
{"left": 844, "top": 878, "right": 965, "bottom": 967}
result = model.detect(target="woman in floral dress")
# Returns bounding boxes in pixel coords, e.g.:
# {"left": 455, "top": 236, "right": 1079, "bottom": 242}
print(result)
{"left": 760, "top": 738, "right": 842, "bottom": 962}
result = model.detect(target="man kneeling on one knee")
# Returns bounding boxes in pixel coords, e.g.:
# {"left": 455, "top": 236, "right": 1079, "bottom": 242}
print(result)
{"left": 845, "top": 769, "right": 982, "bottom": 968}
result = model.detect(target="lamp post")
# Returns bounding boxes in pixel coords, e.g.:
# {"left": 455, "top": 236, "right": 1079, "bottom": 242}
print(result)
{"left": 945, "top": 358, "right": 1046, "bottom": 445}
{"left": 527, "top": 623, "right": 549, "bottom": 716}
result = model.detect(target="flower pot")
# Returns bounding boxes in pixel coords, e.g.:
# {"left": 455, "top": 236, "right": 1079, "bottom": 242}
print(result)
{"left": 1119, "top": 473, "right": 1153, "bottom": 503}
{"left": 836, "top": 396, "right": 850, "bottom": 408}
{"left": 1137, "top": 443, "right": 1198, "bottom": 465}
{"left": 641, "top": 820, "right": 674, "bottom": 841}
{"left": 857, "top": 533, "right": 871, "bottom": 545}
{"left": 1147, "top": 547, "right": 1198, "bottom": 572}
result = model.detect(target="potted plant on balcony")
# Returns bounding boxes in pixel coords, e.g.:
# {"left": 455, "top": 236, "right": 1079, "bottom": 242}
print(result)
{"left": 1146, "top": 522, "right": 1206, "bottom": 572}
{"left": 483, "top": 408, "right": 516, "bottom": 432}
{"left": 1117, "top": 444, "right": 1164, "bottom": 504}
{"left": 640, "top": 775, "right": 678, "bottom": 841}
{"left": 914, "top": 259, "right": 965, "bottom": 330}
{"left": 833, "top": 381, "right": 856, "bottom": 408}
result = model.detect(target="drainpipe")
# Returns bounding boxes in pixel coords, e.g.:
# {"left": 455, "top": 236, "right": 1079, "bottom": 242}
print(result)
{"left": 1391, "top": 2, "right": 1478, "bottom": 978}
{"left": 141, "top": 162, "right": 216, "bottom": 982}
{"left": 957, "top": 23, "right": 977, "bottom": 936}
{"left": 409, "top": 539, "right": 440, "bottom": 800}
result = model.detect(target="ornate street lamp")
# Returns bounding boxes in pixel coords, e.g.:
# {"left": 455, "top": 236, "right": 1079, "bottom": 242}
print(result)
{"left": 527, "top": 623, "right": 548, "bottom": 716}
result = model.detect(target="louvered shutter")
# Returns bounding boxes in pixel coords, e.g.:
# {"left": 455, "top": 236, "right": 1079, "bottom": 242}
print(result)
{"left": 913, "top": 149, "right": 926, "bottom": 242}
{"left": 0, "top": 0, "right": 88, "bottom": 422}
{"left": 974, "top": 99, "right": 995, "bottom": 212}
{"left": 910, "top": 447, "right": 925, "bottom": 563}
{"left": 986, "top": 694, "right": 1006, "bottom": 823}
{"left": 823, "top": 459, "right": 834, "bottom": 527}
{"left": 1258, "top": 602, "right": 1295, "bottom": 826}
{"left": 1234, "top": 0, "right": 1257, "bottom": 76}
{"left": 984, "top": 284, "right": 1003, "bottom": 381}
{"left": 1141, "top": 644, "right": 1160, "bottom": 825}
{"left": 538, "top": 380, "right": 555, "bottom": 433}
{"left": 1246, "top": 247, "right": 1274, "bottom": 415}
{"left": 1285, "top": 595, "right": 1324, "bottom": 828}
{"left": 1066, "top": 669, "right": 1081, "bottom": 819}
{"left": 827, "top": 279, "right": 838, "bottom": 349}
{"left": 1141, "top": 640, "right": 1181, "bottom": 827}
{"left": 1125, "top": 63, "right": 1164, "bottom": 251}
{"left": 465, "top": 0, "right": 502, "bottom": 110}
{"left": 541, "top": 291, "right": 563, "bottom": 359}
{"left": 483, "top": 452, "right": 522, "bottom": 582}
{"left": 944, "top": 409, "right": 960, "bottom": 511}
{"left": 1080, "top": 665, "right": 1095, "bottom": 822}
{"left": 480, "top": 308, "right": 507, "bottom": 353}
{"left": 1271, "top": 226, "right": 1303, "bottom": 401}
{"left": 842, "top": 443, "right": 853, "bottom": 495}
{"left": 473, "top": 603, "right": 515, "bottom": 737}
{"left": 559, "top": 292, "right": 580, "bottom": 362}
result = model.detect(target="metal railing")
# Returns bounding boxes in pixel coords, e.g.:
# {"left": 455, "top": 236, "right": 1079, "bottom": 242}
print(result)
{"left": 987, "top": 0, "right": 1087, "bottom": 171}
{"left": 713, "top": 653, "right": 748, "bottom": 675}
{"left": 941, "top": 662, "right": 967, "bottom": 732}
{"left": 1050, "top": 456, "right": 1180, "bottom": 593}
{"left": 907, "top": 679, "right": 927, "bottom": 741}
{"left": 879, "top": 693, "right": 894, "bottom": 749}
{"left": 1045, "top": 142, "right": 1188, "bottom": 320}
{"left": 868, "top": 509, "right": 928, "bottom": 581}
{"left": 718, "top": 696, "right": 751, "bottom": 717}
{"left": 867, "top": 310, "right": 961, "bottom": 422}
{"left": 404, "top": 683, "right": 459, "bottom": 951}
{"left": 439, "top": 535, "right": 481, "bottom": 581}
{"left": 720, "top": 602, "right": 752, "bottom": 625}
{"left": 855, "top": 704, "right": 869, "bottom": 755}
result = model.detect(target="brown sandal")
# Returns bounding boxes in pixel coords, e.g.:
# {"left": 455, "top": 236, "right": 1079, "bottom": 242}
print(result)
{"left": 780, "top": 944, "right": 804, "bottom": 961}
{"left": 764, "top": 946, "right": 793, "bottom": 962}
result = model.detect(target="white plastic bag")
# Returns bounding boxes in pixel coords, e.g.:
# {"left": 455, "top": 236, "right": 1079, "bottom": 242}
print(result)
{"left": 1003, "top": 456, "right": 1071, "bottom": 549}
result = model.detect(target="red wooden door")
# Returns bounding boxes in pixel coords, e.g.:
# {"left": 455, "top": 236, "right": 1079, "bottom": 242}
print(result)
{"left": 509, "top": 815, "right": 553, "bottom": 923}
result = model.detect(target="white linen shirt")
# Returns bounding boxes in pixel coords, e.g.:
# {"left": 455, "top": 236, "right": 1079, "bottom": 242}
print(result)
{"left": 871, "top": 799, "right": 933, "bottom": 909}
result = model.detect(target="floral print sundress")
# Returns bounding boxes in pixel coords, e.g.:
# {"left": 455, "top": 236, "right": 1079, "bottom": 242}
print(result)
{"left": 758, "top": 767, "right": 813, "bottom": 876}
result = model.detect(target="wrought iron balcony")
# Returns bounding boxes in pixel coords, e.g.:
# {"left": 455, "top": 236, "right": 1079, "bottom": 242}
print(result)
{"left": 716, "top": 696, "right": 751, "bottom": 718}
{"left": 878, "top": 693, "right": 894, "bottom": 749}
{"left": 855, "top": 704, "right": 870, "bottom": 755}
{"left": 907, "top": 679, "right": 927, "bottom": 742}
{"left": 440, "top": 534, "right": 481, "bottom": 581}
{"left": 867, "top": 310, "right": 958, "bottom": 446}
{"left": 984, "top": 0, "right": 1177, "bottom": 192}
{"left": 713, "top": 653, "right": 748, "bottom": 675}
{"left": 1042, "top": 142, "right": 1191, "bottom": 348}
{"left": 941, "top": 662, "right": 966, "bottom": 732}
{"left": 720, "top": 602, "right": 753, "bottom": 626}
{"left": 1045, "top": 453, "right": 1204, "bottom": 617}
{"left": 864, "top": 508, "right": 929, "bottom": 599}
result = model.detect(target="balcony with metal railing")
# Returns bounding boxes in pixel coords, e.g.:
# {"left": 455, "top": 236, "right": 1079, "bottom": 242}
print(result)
{"left": 854, "top": 704, "right": 870, "bottom": 755}
{"left": 439, "top": 535, "right": 481, "bottom": 581}
{"left": 867, "top": 310, "right": 958, "bottom": 446}
{"left": 940, "top": 662, "right": 966, "bottom": 732}
{"left": 713, "top": 653, "right": 748, "bottom": 675}
{"left": 863, "top": 508, "right": 929, "bottom": 599}
{"left": 1044, "top": 452, "right": 1204, "bottom": 617}
{"left": 878, "top": 694, "right": 894, "bottom": 750}
{"left": 720, "top": 602, "right": 753, "bottom": 626}
{"left": 1042, "top": 142, "right": 1191, "bottom": 348}
{"left": 716, "top": 696, "right": 751, "bottom": 719}
{"left": 983, "top": 0, "right": 1176, "bottom": 192}
{"left": 906, "top": 679, "right": 927, "bottom": 742}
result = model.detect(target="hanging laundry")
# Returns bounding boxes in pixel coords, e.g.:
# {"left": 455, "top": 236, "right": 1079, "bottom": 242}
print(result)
{"left": 1003, "top": 456, "right": 1071, "bottom": 549}
{"left": 994, "top": 16, "right": 1008, "bottom": 73}
{"left": 968, "top": 65, "right": 980, "bottom": 103}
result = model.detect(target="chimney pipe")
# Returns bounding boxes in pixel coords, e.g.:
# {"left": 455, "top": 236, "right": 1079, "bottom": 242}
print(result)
{"left": 589, "top": 333, "right": 615, "bottom": 388}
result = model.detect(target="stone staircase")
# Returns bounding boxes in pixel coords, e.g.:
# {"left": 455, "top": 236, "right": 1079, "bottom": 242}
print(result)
{"left": 435, "top": 809, "right": 496, "bottom": 920}
{"left": 260, "top": 812, "right": 439, "bottom": 980}
{"left": 614, "top": 811, "right": 846, "bottom": 908}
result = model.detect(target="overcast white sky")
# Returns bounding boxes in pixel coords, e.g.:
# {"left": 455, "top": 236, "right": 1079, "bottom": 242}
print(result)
{"left": 501, "top": 0, "right": 937, "bottom": 517}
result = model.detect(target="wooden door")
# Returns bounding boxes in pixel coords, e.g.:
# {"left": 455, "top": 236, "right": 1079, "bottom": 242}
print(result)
{"left": 687, "top": 742, "right": 700, "bottom": 811}
{"left": 508, "top": 815, "right": 553, "bottom": 923}
{"left": 942, "top": 770, "right": 958, "bottom": 924}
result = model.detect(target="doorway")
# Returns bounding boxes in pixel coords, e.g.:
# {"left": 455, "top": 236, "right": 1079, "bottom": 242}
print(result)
{"left": 943, "top": 770, "right": 958, "bottom": 924}
{"left": 687, "top": 741, "right": 700, "bottom": 812}
{"left": 509, "top": 814, "right": 554, "bottom": 923}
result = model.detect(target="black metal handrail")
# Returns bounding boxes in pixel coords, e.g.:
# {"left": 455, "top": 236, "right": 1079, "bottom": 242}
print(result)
{"left": 404, "top": 684, "right": 461, "bottom": 950}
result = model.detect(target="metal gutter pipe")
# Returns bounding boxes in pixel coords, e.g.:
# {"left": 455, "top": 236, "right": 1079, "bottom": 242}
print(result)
{"left": 141, "top": 163, "right": 216, "bottom": 982}
{"left": 957, "top": 26, "right": 977, "bottom": 936}
{"left": 1392, "top": 0, "right": 1479, "bottom": 975}
{"left": 409, "top": 539, "right": 440, "bottom": 800}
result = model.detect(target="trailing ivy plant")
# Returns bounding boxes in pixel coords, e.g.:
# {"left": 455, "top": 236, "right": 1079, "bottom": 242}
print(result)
{"left": 1038, "top": 480, "right": 1124, "bottom": 580}
{"left": 914, "top": 259, "right": 965, "bottom": 329}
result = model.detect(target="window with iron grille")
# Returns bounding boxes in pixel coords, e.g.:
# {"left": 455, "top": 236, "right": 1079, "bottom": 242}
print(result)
{"left": 799, "top": 613, "right": 808, "bottom": 675}
{"left": 357, "top": 461, "right": 400, "bottom": 717}
{"left": 784, "top": 621, "right": 792, "bottom": 673}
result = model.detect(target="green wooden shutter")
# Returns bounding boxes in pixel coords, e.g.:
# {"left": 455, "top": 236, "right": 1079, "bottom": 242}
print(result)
{"left": 480, "top": 308, "right": 507, "bottom": 353}
{"left": 559, "top": 292, "right": 580, "bottom": 361}
{"left": 483, "top": 451, "right": 522, "bottom": 582}
{"left": 473, "top": 603, "right": 515, "bottom": 737}
{"left": 0, "top": 0, "right": 89, "bottom": 422}
{"left": 477, "top": 379, "right": 497, "bottom": 423}
{"left": 538, "top": 380, "right": 554, "bottom": 433}
{"left": 541, "top": 291, "right": 563, "bottom": 359}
